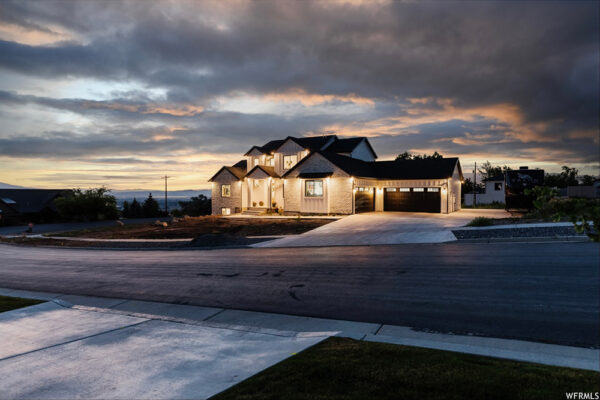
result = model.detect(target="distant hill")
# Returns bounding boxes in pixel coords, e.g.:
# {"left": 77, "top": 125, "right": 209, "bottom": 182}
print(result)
{"left": 111, "top": 189, "right": 211, "bottom": 211}
{"left": 111, "top": 189, "right": 210, "bottom": 199}
{"left": 0, "top": 182, "right": 27, "bottom": 189}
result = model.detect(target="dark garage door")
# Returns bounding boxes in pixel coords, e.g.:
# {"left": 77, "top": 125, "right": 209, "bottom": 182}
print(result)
{"left": 354, "top": 187, "right": 375, "bottom": 213}
{"left": 384, "top": 187, "right": 441, "bottom": 213}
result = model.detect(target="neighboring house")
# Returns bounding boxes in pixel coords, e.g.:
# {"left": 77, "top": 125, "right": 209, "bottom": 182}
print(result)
{"left": 209, "top": 135, "right": 463, "bottom": 215}
{"left": 0, "top": 189, "right": 69, "bottom": 224}
{"left": 566, "top": 181, "right": 600, "bottom": 198}
{"left": 463, "top": 174, "right": 505, "bottom": 206}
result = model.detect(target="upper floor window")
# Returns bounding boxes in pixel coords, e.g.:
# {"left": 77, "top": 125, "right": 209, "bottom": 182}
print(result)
{"left": 305, "top": 180, "right": 323, "bottom": 197}
{"left": 495, "top": 182, "right": 503, "bottom": 191}
{"left": 267, "top": 156, "right": 275, "bottom": 167}
{"left": 253, "top": 158, "right": 259, "bottom": 167}
{"left": 283, "top": 155, "right": 298, "bottom": 170}
{"left": 221, "top": 184, "right": 231, "bottom": 197}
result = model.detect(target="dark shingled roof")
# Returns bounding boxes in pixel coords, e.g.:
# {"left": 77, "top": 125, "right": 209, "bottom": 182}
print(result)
{"left": 232, "top": 159, "right": 247, "bottom": 169}
{"left": 289, "top": 135, "right": 336, "bottom": 152}
{"left": 283, "top": 151, "right": 462, "bottom": 180}
{"left": 244, "top": 139, "right": 286, "bottom": 156}
{"left": 324, "top": 137, "right": 377, "bottom": 158}
{"left": 245, "top": 165, "right": 280, "bottom": 178}
{"left": 0, "top": 189, "right": 69, "bottom": 214}
{"left": 208, "top": 166, "right": 246, "bottom": 181}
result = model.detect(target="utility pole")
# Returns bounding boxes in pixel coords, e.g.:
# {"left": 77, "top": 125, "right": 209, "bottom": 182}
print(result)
{"left": 162, "top": 175, "right": 170, "bottom": 215}
{"left": 473, "top": 162, "right": 477, "bottom": 206}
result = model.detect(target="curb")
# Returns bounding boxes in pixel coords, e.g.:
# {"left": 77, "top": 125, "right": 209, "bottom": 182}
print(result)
{"left": 456, "top": 236, "right": 589, "bottom": 243}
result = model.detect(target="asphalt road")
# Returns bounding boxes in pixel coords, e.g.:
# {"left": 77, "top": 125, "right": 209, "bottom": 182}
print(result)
{"left": 0, "top": 242, "right": 598, "bottom": 348}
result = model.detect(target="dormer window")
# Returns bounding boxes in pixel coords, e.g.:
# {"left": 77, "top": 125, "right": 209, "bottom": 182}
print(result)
{"left": 267, "top": 156, "right": 275, "bottom": 167}
{"left": 283, "top": 155, "right": 298, "bottom": 170}
{"left": 254, "top": 158, "right": 259, "bottom": 167}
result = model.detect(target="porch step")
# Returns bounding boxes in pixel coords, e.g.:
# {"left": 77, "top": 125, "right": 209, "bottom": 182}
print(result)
{"left": 242, "top": 208, "right": 265, "bottom": 216}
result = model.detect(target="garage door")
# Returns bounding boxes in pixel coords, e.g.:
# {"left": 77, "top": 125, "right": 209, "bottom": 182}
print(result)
{"left": 354, "top": 187, "right": 375, "bottom": 213}
{"left": 384, "top": 187, "right": 441, "bottom": 213}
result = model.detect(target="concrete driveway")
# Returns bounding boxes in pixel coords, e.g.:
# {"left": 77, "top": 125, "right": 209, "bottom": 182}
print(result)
{"left": 254, "top": 209, "right": 510, "bottom": 247}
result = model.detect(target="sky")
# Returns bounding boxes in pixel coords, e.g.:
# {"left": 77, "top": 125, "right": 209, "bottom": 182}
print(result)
{"left": 0, "top": 0, "right": 598, "bottom": 190}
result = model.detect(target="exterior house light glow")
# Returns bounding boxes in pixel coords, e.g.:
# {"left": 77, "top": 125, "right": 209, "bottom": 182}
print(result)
{"left": 441, "top": 186, "right": 447, "bottom": 194}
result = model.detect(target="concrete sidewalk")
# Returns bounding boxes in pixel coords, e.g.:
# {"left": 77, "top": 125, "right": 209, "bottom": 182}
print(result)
{"left": 0, "top": 288, "right": 598, "bottom": 399}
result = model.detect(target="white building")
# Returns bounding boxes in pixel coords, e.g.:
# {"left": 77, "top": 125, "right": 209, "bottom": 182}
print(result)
{"left": 463, "top": 174, "right": 505, "bottom": 206}
{"left": 209, "top": 135, "right": 463, "bottom": 215}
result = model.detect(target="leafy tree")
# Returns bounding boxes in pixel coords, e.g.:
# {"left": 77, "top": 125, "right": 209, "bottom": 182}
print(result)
{"left": 142, "top": 193, "right": 161, "bottom": 218}
{"left": 560, "top": 166, "right": 579, "bottom": 186}
{"left": 121, "top": 200, "right": 130, "bottom": 218}
{"left": 54, "top": 187, "right": 119, "bottom": 222}
{"left": 580, "top": 175, "right": 597, "bottom": 186}
{"left": 544, "top": 165, "right": 580, "bottom": 188}
{"left": 396, "top": 151, "right": 443, "bottom": 160}
{"left": 175, "top": 194, "right": 211, "bottom": 216}
{"left": 461, "top": 177, "right": 484, "bottom": 195}
{"left": 129, "top": 198, "right": 142, "bottom": 218}
{"left": 477, "top": 161, "right": 511, "bottom": 181}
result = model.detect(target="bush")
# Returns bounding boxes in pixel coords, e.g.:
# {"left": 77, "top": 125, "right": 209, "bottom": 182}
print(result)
{"left": 176, "top": 195, "right": 211, "bottom": 217}
{"left": 54, "top": 187, "right": 119, "bottom": 222}
{"left": 466, "top": 217, "right": 494, "bottom": 227}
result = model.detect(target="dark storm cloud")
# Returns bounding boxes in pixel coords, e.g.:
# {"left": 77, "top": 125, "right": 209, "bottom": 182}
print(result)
{"left": 0, "top": 0, "right": 598, "bottom": 167}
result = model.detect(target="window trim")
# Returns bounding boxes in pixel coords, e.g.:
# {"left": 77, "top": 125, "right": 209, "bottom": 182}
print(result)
{"left": 283, "top": 154, "right": 298, "bottom": 170}
{"left": 304, "top": 179, "right": 324, "bottom": 198}
{"left": 221, "top": 207, "right": 231, "bottom": 215}
{"left": 221, "top": 184, "right": 231, "bottom": 197}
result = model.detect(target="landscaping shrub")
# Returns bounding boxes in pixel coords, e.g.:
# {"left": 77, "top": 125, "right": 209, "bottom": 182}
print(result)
{"left": 466, "top": 217, "right": 494, "bottom": 227}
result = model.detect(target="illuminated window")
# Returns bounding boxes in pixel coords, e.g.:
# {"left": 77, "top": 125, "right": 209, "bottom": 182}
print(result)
{"left": 386, "top": 187, "right": 397, "bottom": 192}
{"left": 254, "top": 158, "right": 259, "bottom": 166}
{"left": 428, "top": 187, "right": 439, "bottom": 192}
{"left": 221, "top": 207, "right": 231, "bottom": 215}
{"left": 268, "top": 157, "right": 275, "bottom": 167}
{"left": 221, "top": 184, "right": 231, "bottom": 197}
{"left": 283, "top": 155, "right": 298, "bottom": 170}
{"left": 399, "top": 188, "right": 410, "bottom": 192}
{"left": 413, "top": 188, "right": 424, "bottom": 192}
{"left": 305, "top": 180, "right": 323, "bottom": 197}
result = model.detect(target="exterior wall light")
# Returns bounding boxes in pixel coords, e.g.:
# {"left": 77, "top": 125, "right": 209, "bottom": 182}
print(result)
{"left": 441, "top": 186, "right": 448, "bottom": 194}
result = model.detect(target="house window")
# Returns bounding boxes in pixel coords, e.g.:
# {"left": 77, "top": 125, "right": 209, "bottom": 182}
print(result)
{"left": 221, "top": 184, "right": 231, "bottom": 197}
{"left": 283, "top": 155, "right": 298, "bottom": 170}
{"left": 428, "top": 187, "right": 439, "bottom": 192}
{"left": 267, "top": 157, "right": 275, "bottom": 167}
{"left": 305, "top": 180, "right": 323, "bottom": 197}
{"left": 386, "top": 187, "right": 397, "bottom": 192}
{"left": 221, "top": 207, "right": 231, "bottom": 215}
{"left": 413, "top": 188, "right": 424, "bottom": 192}
{"left": 399, "top": 188, "right": 410, "bottom": 192}
{"left": 495, "top": 182, "right": 503, "bottom": 191}
{"left": 254, "top": 158, "right": 259, "bottom": 166}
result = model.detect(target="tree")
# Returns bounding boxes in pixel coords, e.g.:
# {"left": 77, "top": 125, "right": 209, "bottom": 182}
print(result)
{"left": 142, "top": 193, "right": 161, "bottom": 218}
{"left": 395, "top": 151, "right": 443, "bottom": 161}
{"left": 560, "top": 166, "right": 579, "bottom": 186}
{"left": 129, "top": 198, "right": 142, "bottom": 218}
{"left": 544, "top": 165, "right": 580, "bottom": 188}
{"left": 54, "top": 187, "right": 119, "bottom": 222}
{"left": 175, "top": 194, "right": 211, "bottom": 216}
{"left": 580, "top": 175, "right": 597, "bottom": 186}
{"left": 477, "top": 161, "right": 511, "bottom": 181}
{"left": 121, "top": 200, "right": 130, "bottom": 218}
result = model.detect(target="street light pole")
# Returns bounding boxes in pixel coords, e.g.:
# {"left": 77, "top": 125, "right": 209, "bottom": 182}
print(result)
{"left": 162, "top": 175, "right": 170, "bottom": 215}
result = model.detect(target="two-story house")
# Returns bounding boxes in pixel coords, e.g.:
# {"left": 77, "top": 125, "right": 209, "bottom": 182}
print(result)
{"left": 209, "top": 135, "right": 463, "bottom": 215}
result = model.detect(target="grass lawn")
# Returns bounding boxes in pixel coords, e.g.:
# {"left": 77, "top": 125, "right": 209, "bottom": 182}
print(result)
{"left": 212, "top": 337, "right": 600, "bottom": 400}
{"left": 50, "top": 216, "right": 334, "bottom": 239}
{"left": 0, "top": 295, "right": 44, "bottom": 313}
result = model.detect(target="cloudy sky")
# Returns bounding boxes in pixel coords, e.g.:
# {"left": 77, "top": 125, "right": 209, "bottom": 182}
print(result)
{"left": 0, "top": 0, "right": 598, "bottom": 190}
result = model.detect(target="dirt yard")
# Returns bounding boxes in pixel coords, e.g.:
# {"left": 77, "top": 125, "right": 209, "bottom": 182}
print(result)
{"left": 51, "top": 217, "right": 336, "bottom": 239}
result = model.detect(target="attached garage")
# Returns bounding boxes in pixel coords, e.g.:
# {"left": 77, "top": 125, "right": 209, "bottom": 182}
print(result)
{"left": 354, "top": 187, "right": 375, "bottom": 213}
{"left": 383, "top": 187, "right": 441, "bottom": 213}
